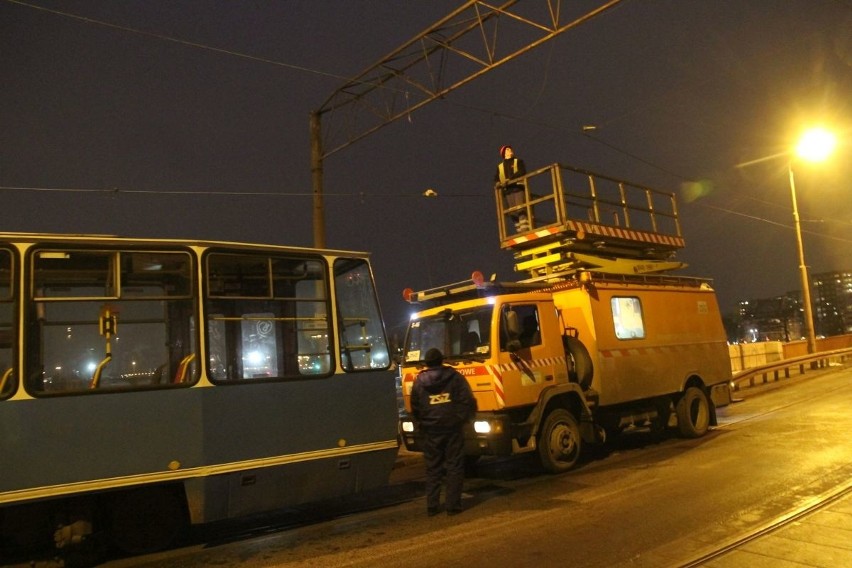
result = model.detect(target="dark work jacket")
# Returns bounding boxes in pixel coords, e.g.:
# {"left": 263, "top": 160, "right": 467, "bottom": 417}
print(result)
{"left": 411, "top": 365, "right": 477, "bottom": 433}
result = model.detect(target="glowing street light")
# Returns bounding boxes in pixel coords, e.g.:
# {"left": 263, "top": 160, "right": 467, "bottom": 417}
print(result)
{"left": 790, "top": 127, "right": 837, "bottom": 353}
{"left": 795, "top": 127, "right": 837, "bottom": 163}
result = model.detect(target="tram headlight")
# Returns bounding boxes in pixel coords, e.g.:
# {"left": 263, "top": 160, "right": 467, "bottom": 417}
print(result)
{"left": 401, "top": 420, "right": 415, "bottom": 433}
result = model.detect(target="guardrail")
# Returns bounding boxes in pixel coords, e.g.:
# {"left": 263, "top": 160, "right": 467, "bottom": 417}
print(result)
{"left": 730, "top": 347, "right": 852, "bottom": 392}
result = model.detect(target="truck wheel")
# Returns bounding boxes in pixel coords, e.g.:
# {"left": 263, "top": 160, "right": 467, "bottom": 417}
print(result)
{"left": 538, "top": 408, "right": 582, "bottom": 473}
{"left": 676, "top": 387, "right": 710, "bottom": 438}
{"left": 563, "top": 336, "right": 593, "bottom": 390}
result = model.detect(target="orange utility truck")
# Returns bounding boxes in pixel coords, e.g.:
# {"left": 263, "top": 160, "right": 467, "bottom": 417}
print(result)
{"left": 398, "top": 164, "right": 732, "bottom": 472}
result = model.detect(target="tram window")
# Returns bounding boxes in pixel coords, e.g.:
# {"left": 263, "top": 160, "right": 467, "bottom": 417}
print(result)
{"left": 207, "top": 254, "right": 270, "bottom": 297}
{"left": 334, "top": 258, "right": 389, "bottom": 371}
{"left": 240, "top": 313, "right": 279, "bottom": 378}
{"left": 34, "top": 251, "right": 115, "bottom": 298}
{"left": 205, "top": 253, "right": 332, "bottom": 381}
{"left": 0, "top": 248, "right": 12, "bottom": 301}
{"left": 27, "top": 249, "right": 197, "bottom": 395}
{"left": 612, "top": 296, "right": 645, "bottom": 339}
{"left": 120, "top": 252, "right": 192, "bottom": 297}
{"left": 0, "top": 248, "right": 15, "bottom": 400}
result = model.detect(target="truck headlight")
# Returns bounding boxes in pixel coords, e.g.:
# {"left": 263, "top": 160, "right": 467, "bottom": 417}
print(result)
{"left": 474, "top": 420, "right": 503, "bottom": 434}
{"left": 401, "top": 420, "right": 415, "bottom": 433}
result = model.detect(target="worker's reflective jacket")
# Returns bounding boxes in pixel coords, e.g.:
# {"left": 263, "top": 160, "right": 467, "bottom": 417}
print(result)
{"left": 496, "top": 158, "right": 525, "bottom": 190}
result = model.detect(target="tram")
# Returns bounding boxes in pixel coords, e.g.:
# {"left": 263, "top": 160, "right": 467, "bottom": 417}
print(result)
{"left": 0, "top": 233, "right": 399, "bottom": 554}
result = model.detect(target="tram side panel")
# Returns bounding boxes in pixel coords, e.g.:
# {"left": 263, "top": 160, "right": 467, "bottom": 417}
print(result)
{"left": 0, "top": 375, "right": 398, "bottom": 522}
{"left": 193, "top": 371, "right": 398, "bottom": 522}
{"left": 0, "top": 389, "right": 203, "bottom": 496}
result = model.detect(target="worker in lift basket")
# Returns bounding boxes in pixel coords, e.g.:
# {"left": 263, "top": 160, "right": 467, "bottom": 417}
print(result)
{"left": 410, "top": 348, "right": 477, "bottom": 516}
{"left": 494, "top": 145, "right": 528, "bottom": 232}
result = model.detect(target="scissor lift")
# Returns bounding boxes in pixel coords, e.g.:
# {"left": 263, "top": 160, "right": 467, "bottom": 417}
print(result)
{"left": 495, "top": 164, "right": 686, "bottom": 282}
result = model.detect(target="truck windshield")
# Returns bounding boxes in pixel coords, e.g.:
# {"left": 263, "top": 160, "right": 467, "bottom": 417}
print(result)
{"left": 404, "top": 306, "right": 492, "bottom": 363}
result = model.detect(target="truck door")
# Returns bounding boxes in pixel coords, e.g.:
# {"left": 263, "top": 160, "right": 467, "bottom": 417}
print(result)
{"left": 499, "top": 302, "right": 565, "bottom": 407}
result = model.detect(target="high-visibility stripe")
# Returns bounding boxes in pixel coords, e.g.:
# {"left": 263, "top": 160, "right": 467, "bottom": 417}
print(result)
{"left": 494, "top": 356, "right": 568, "bottom": 373}
{"left": 489, "top": 366, "right": 505, "bottom": 407}
{"left": 564, "top": 220, "right": 684, "bottom": 247}
{"left": 600, "top": 342, "right": 723, "bottom": 358}
{"left": 497, "top": 159, "right": 521, "bottom": 184}
{"left": 505, "top": 227, "right": 562, "bottom": 246}
{"left": 505, "top": 222, "right": 684, "bottom": 249}
{"left": 406, "top": 357, "right": 568, "bottom": 410}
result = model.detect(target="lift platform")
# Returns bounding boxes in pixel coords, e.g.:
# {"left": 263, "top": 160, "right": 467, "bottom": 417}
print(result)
{"left": 494, "top": 164, "right": 686, "bottom": 281}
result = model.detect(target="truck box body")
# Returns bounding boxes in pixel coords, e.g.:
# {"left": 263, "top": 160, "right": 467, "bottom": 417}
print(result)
{"left": 554, "top": 275, "right": 731, "bottom": 406}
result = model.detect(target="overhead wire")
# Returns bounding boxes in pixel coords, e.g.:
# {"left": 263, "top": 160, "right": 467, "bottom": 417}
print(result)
{"left": 2, "top": 0, "right": 403, "bottom": 89}
{"left": 4, "top": 0, "right": 849, "bottom": 239}
{"left": 0, "top": 185, "right": 486, "bottom": 198}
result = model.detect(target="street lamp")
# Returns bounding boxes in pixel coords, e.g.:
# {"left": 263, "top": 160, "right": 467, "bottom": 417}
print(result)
{"left": 790, "top": 127, "right": 837, "bottom": 354}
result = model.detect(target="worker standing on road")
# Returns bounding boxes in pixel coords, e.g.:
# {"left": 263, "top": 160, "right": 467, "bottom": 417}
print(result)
{"left": 494, "top": 145, "right": 528, "bottom": 232}
{"left": 410, "top": 348, "right": 477, "bottom": 516}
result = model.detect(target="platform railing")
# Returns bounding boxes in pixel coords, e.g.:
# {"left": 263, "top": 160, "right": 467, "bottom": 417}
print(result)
{"left": 496, "top": 163, "right": 683, "bottom": 253}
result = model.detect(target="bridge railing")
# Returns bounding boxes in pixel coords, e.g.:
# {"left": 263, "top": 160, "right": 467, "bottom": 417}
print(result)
{"left": 730, "top": 347, "right": 852, "bottom": 392}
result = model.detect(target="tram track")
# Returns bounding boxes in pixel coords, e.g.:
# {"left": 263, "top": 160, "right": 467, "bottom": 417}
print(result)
{"left": 672, "top": 367, "right": 852, "bottom": 567}
{"left": 678, "top": 473, "right": 852, "bottom": 567}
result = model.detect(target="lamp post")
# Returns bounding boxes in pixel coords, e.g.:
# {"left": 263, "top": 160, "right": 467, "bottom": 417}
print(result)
{"left": 787, "top": 163, "right": 816, "bottom": 353}
{"left": 789, "top": 127, "right": 837, "bottom": 354}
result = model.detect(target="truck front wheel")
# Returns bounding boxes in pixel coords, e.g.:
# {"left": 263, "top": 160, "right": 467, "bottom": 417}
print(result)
{"left": 676, "top": 386, "right": 710, "bottom": 438}
{"left": 537, "top": 409, "right": 582, "bottom": 473}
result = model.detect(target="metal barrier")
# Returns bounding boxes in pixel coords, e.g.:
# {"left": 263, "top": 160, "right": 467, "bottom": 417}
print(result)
{"left": 731, "top": 347, "right": 852, "bottom": 392}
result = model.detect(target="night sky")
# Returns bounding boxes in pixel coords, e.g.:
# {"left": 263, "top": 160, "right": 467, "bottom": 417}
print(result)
{"left": 2, "top": 0, "right": 851, "bottom": 339}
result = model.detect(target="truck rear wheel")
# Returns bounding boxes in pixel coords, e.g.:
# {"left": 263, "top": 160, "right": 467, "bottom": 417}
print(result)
{"left": 537, "top": 408, "right": 582, "bottom": 473}
{"left": 676, "top": 386, "right": 710, "bottom": 438}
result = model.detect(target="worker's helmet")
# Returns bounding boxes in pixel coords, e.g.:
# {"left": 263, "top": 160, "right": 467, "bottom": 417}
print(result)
{"left": 500, "top": 145, "right": 512, "bottom": 158}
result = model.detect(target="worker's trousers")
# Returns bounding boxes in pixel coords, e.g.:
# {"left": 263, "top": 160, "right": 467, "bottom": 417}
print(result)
{"left": 422, "top": 428, "right": 465, "bottom": 511}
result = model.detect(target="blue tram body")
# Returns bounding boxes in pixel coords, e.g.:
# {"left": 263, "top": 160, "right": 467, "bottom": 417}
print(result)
{"left": 0, "top": 233, "right": 398, "bottom": 554}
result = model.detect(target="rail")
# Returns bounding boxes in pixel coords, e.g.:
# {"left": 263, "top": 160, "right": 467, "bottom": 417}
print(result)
{"left": 730, "top": 347, "right": 852, "bottom": 392}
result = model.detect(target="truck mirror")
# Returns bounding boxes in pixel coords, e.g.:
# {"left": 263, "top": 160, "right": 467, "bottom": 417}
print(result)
{"left": 505, "top": 310, "right": 520, "bottom": 337}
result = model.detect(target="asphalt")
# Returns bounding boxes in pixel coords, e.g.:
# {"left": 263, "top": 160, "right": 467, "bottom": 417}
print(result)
{"left": 393, "top": 446, "right": 423, "bottom": 469}
{"left": 397, "top": 444, "right": 852, "bottom": 567}
{"left": 697, "top": 363, "right": 852, "bottom": 565}
{"left": 396, "top": 367, "right": 852, "bottom": 567}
